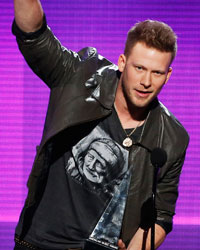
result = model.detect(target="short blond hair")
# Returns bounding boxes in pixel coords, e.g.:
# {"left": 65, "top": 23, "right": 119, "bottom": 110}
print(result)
{"left": 124, "top": 20, "right": 177, "bottom": 63}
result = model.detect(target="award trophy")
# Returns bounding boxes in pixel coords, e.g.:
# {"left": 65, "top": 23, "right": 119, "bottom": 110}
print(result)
{"left": 84, "top": 172, "right": 131, "bottom": 250}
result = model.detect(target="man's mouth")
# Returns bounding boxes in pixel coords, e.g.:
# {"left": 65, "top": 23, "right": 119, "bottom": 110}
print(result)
{"left": 136, "top": 89, "right": 152, "bottom": 97}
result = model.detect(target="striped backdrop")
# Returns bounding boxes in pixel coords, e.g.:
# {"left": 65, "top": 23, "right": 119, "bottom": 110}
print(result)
{"left": 0, "top": 0, "right": 200, "bottom": 249}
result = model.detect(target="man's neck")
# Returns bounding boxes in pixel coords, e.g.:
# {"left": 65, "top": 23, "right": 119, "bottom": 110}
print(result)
{"left": 115, "top": 85, "right": 149, "bottom": 129}
{"left": 114, "top": 102, "right": 148, "bottom": 129}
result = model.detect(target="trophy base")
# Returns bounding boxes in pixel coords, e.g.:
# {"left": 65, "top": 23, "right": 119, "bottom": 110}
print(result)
{"left": 84, "top": 239, "right": 118, "bottom": 250}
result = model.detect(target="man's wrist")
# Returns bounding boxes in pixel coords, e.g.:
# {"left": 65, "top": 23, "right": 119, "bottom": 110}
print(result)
{"left": 12, "top": 14, "right": 47, "bottom": 40}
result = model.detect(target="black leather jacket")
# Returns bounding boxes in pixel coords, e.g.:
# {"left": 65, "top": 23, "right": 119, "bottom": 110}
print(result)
{"left": 13, "top": 22, "right": 189, "bottom": 244}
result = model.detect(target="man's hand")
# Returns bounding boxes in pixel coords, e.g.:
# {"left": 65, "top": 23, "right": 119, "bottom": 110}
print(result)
{"left": 118, "top": 224, "right": 166, "bottom": 250}
{"left": 118, "top": 239, "right": 127, "bottom": 250}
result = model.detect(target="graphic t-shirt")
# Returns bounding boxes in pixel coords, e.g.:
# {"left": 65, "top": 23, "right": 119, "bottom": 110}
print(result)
{"left": 15, "top": 107, "right": 143, "bottom": 249}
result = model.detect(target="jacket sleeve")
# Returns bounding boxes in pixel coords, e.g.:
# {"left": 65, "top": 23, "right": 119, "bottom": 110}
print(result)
{"left": 12, "top": 15, "right": 81, "bottom": 89}
{"left": 155, "top": 149, "right": 188, "bottom": 234}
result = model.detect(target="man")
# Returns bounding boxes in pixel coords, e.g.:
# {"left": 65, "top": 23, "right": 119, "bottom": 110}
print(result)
{"left": 13, "top": 0, "right": 189, "bottom": 250}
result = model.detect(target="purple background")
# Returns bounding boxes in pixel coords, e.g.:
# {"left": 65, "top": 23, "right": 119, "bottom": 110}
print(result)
{"left": 1, "top": 0, "right": 200, "bottom": 249}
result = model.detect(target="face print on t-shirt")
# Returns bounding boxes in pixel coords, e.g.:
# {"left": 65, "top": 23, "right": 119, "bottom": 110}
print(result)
{"left": 65, "top": 126, "right": 128, "bottom": 195}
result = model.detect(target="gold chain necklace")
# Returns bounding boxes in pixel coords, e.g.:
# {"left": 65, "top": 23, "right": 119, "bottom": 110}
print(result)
{"left": 114, "top": 104, "right": 143, "bottom": 148}
{"left": 122, "top": 122, "right": 142, "bottom": 147}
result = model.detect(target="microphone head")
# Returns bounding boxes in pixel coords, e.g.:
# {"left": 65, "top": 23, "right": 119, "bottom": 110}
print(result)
{"left": 150, "top": 147, "right": 167, "bottom": 168}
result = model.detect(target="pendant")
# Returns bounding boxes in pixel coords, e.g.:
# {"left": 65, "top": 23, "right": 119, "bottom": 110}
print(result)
{"left": 123, "top": 137, "right": 133, "bottom": 148}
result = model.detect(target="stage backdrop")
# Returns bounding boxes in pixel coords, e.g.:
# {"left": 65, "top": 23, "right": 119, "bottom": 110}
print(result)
{"left": 1, "top": 0, "right": 200, "bottom": 249}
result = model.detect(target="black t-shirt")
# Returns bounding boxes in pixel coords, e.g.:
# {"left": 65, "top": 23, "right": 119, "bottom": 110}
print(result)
{"left": 16, "top": 107, "right": 143, "bottom": 249}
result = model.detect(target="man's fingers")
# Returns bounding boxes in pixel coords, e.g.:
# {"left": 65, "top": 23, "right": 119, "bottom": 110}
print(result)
{"left": 118, "top": 239, "right": 126, "bottom": 250}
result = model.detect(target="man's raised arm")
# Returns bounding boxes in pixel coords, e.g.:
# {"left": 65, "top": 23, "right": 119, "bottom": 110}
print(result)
{"left": 14, "top": 0, "right": 44, "bottom": 32}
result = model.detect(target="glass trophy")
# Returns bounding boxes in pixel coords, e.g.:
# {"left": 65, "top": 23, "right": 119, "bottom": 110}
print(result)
{"left": 84, "top": 172, "right": 131, "bottom": 250}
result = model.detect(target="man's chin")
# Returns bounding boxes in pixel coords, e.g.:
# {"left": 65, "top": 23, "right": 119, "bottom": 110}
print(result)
{"left": 130, "top": 100, "right": 151, "bottom": 110}
{"left": 84, "top": 171, "right": 97, "bottom": 183}
{"left": 135, "top": 95, "right": 156, "bottom": 108}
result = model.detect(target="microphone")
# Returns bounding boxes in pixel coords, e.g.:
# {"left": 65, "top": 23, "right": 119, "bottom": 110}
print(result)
{"left": 134, "top": 143, "right": 167, "bottom": 168}
{"left": 150, "top": 147, "right": 167, "bottom": 169}
{"left": 149, "top": 148, "right": 167, "bottom": 250}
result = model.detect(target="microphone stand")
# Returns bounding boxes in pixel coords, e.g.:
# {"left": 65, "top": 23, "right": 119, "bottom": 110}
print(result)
{"left": 136, "top": 146, "right": 167, "bottom": 250}
{"left": 150, "top": 166, "right": 159, "bottom": 250}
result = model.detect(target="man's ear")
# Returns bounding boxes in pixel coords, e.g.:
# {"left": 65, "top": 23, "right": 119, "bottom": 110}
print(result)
{"left": 165, "top": 67, "right": 172, "bottom": 84}
{"left": 118, "top": 54, "right": 126, "bottom": 73}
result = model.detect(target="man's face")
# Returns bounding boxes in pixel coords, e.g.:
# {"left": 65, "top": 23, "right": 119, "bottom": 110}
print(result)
{"left": 82, "top": 144, "right": 118, "bottom": 184}
{"left": 118, "top": 42, "right": 172, "bottom": 109}
{"left": 83, "top": 148, "right": 106, "bottom": 183}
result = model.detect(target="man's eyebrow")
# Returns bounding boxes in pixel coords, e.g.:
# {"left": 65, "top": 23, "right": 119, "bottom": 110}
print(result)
{"left": 133, "top": 64, "right": 166, "bottom": 74}
{"left": 152, "top": 69, "right": 166, "bottom": 74}
{"left": 132, "top": 63, "right": 146, "bottom": 70}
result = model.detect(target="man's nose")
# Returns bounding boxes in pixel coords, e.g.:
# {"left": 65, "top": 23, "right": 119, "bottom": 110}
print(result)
{"left": 88, "top": 158, "right": 96, "bottom": 169}
{"left": 140, "top": 72, "right": 151, "bottom": 88}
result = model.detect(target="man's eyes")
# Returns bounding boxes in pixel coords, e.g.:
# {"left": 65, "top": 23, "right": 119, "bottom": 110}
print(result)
{"left": 134, "top": 66, "right": 164, "bottom": 75}
{"left": 87, "top": 153, "right": 94, "bottom": 160}
{"left": 153, "top": 71, "right": 164, "bottom": 76}
{"left": 135, "top": 66, "right": 143, "bottom": 71}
